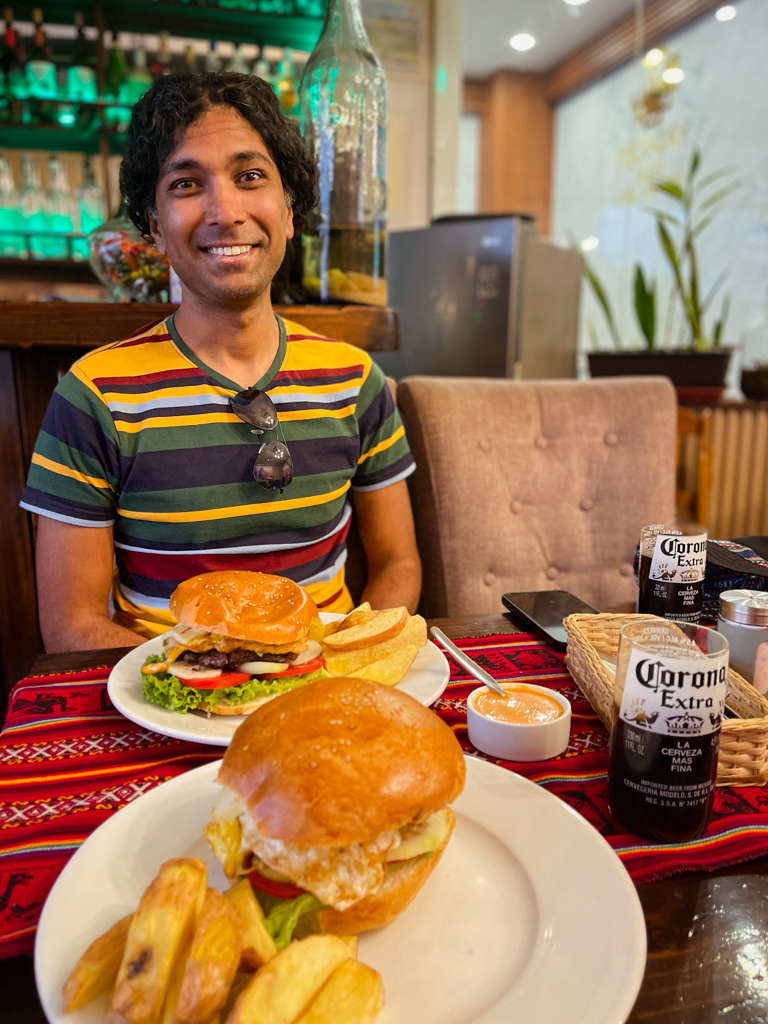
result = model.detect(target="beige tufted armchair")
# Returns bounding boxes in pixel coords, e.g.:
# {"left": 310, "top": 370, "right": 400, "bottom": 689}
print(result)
{"left": 397, "top": 376, "right": 678, "bottom": 618}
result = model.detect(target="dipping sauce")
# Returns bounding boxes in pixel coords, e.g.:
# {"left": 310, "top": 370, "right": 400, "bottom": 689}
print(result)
{"left": 474, "top": 684, "right": 563, "bottom": 725}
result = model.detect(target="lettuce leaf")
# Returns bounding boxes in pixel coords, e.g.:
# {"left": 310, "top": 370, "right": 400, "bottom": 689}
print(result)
{"left": 141, "top": 658, "right": 328, "bottom": 714}
{"left": 256, "top": 891, "right": 326, "bottom": 951}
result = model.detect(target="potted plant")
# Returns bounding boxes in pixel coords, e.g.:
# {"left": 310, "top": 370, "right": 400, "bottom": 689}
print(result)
{"left": 586, "top": 150, "right": 739, "bottom": 398}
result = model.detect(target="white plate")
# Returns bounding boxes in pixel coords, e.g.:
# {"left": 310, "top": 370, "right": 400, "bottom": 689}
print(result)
{"left": 35, "top": 756, "right": 646, "bottom": 1024}
{"left": 107, "top": 613, "right": 450, "bottom": 746}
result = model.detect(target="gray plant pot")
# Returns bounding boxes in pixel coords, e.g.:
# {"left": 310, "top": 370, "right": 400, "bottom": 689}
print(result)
{"left": 588, "top": 349, "right": 732, "bottom": 388}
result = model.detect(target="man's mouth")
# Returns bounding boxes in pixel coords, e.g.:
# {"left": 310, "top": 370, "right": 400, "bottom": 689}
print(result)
{"left": 201, "top": 244, "right": 256, "bottom": 256}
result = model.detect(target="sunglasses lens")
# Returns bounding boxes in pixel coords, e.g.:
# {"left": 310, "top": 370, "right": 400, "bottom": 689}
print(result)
{"left": 231, "top": 388, "right": 279, "bottom": 431}
{"left": 253, "top": 441, "right": 293, "bottom": 491}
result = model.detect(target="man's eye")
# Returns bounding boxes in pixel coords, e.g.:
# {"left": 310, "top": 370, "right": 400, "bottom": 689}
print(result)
{"left": 240, "top": 170, "right": 265, "bottom": 184}
{"left": 171, "top": 178, "right": 198, "bottom": 191}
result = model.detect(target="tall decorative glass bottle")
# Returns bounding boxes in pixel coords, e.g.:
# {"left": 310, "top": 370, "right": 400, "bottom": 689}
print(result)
{"left": 299, "top": 0, "right": 388, "bottom": 307}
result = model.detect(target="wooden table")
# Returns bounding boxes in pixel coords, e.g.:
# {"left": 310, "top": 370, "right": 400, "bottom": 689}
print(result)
{"left": 4, "top": 612, "right": 768, "bottom": 1024}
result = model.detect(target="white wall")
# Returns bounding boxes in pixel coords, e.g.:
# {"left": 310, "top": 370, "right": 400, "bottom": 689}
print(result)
{"left": 551, "top": 0, "right": 768, "bottom": 387}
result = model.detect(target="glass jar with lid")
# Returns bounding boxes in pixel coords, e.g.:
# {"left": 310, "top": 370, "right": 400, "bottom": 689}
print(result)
{"left": 717, "top": 590, "right": 768, "bottom": 686}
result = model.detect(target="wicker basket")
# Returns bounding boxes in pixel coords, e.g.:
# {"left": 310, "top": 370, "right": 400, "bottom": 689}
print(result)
{"left": 564, "top": 612, "right": 768, "bottom": 787}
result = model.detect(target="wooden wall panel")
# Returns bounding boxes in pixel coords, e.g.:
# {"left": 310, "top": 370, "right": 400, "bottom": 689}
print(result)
{"left": 464, "top": 72, "right": 553, "bottom": 237}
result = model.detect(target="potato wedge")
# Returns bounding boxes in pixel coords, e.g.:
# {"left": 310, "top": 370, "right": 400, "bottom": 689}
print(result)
{"left": 338, "top": 935, "right": 358, "bottom": 958}
{"left": 348, "top": 644, "right": 419, "bottom": 686}
{"left": 322, "top": 607, "right": 408, "bottom": 652}
{"left": 225, "top": 935, "right": 353, "bottom": 1024}
{"left": 62, "top": 913, "right": 134, "bottom": 1013}
{"left": 322, "top": 603, "right": 373, "bottom": 638}
{"left": 176, "top": 889, "right": 242, "bottom": 1024}
{"left": 322, "top": 616, "right": 427, "bottom": 677}
{"left": 223, "top": 879, "right": 277, "bottom": 971}
{"left": 292, "top": 960, "right": 384, "bottom": 1024}
{"left": 160, "top": 936, "right": 193, "bottom": 1024}
{"left": 108, "top": 857, "right": 207, "bottom": 1024}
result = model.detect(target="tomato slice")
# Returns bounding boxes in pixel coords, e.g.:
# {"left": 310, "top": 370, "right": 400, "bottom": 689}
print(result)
{"left": 197, "top": 671, "right": 252, "bottom": 690}
{"left": 264, "top": 656, "right": 323, "bottom": 679}
{"left": 248, "top": 869, "right": 306, "bottom": 900}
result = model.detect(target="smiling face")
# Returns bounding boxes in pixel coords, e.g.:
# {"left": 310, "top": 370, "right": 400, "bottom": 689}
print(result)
{"left": 148, "top": 105, "right": 294, "bottom": 310}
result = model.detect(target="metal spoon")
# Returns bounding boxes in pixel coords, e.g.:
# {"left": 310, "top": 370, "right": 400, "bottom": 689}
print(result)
{"left": 429, "top": 627, "right": 508, "bottom": 697}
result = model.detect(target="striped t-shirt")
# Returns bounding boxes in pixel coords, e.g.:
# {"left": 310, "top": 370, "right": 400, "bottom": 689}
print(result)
{"left": 22, "top": 314, "right": 415, "bottom": 638}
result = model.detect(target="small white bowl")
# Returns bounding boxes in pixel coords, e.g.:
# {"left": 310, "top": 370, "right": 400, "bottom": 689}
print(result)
{"left": 466, "top": 683, "right": 572, "bottom": 761}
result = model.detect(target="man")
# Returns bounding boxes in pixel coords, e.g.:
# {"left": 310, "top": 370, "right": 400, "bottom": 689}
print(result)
{"left": 22, "top": 73, "right": 421, "bottom": 652}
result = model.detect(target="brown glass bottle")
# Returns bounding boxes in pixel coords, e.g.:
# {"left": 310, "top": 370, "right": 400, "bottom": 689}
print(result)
{"left": 607, "top": 619, "right": 729, "bottom": 843}
{"left": 637, "top": 524, "right": 707, "bottom": 623}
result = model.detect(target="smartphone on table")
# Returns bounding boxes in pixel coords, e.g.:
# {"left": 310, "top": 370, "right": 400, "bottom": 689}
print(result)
{"left": 501, "top": 590, "right": 597, "bottom": 651}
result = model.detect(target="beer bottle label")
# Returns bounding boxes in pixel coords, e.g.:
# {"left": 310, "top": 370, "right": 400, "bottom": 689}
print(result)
{"left": 649, "top": 532, "right": 707, "bottom": 585}
{"left": 619, "top": 645, "right": 728, "bottom": 736}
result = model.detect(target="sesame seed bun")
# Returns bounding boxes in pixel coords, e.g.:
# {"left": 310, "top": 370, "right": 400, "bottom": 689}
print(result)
{"left": 217, "top": 676, "right": 466, "bottom": 847}
{"left": 169, "top": 571, "right": 317, "bottom": 646}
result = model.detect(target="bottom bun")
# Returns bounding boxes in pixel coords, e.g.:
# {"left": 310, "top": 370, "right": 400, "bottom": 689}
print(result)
{"left": 201, "top": 693, "right": 282, "bottom": 716}
{"left": 316, "top": 808, "right": 455, "bottom": 936}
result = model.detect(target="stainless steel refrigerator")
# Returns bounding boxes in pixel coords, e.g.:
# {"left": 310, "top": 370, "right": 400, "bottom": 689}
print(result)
{"left": 375, "top": 215, "right": 583, "bottom": 380}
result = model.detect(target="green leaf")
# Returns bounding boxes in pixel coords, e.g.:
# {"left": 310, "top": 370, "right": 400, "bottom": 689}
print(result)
{"left": 698, "top": 167, "right": 739, "bottom": 189}
{"left": 652, "top": 180, "right": 684, "bottom": 199}
{"left": 634, "top": 264, "right": 656, "bottom": 350}
{"left": 643, "top": 206, "right": 683, "bottom": 228}
{"left": 713, "top": 295, "right": 731, "bottom": 348}
{"left": 698, "top": 182, "right": 741, "bottom": 214}
{"left": 259, "top": 892, "right": 325, "bottom": 951}
{"left": 583, "top": 260, "right": 621, "bottom": 350}
{"left": 688, "top": 149, "right": 701, "bottom": 182}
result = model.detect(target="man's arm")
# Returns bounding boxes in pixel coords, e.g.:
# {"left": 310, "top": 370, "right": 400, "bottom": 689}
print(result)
{"left": 35, "top": 517, "right": 141, "bottom": 652}
{"left": 352, "top": 480, "right": 422, "bottom": 613}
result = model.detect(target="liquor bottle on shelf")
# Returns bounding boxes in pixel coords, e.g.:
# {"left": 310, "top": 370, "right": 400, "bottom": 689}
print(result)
{"left": 205, "top": 40, "right": 222, "bottom": 74}
{"left": 73, "top": 156, "right": 104, "bottom": 260}
{"left": 1, "top": 7, "right": 27, "bottom": 123}
{"left": 43, "top": 154, "right": 75, "bottom": 260}
{"left": 0, "top": 155, "right": 25, "bottom": 257}
{"left": 26, "top": 8, "right": 57, "bottom": 106}
{"left": 105, "top": 30, "right": 129, "bottom": 101}
{"left": 67, "top": 11, "right": 97, "bottom": 103}
{"left": 151, "top": 30, "right": 172, "bottom": 79}
{"left": 276, "top": 50, "right": 300, "bottom": 117}
{"left": 184, "top": 44, "right": 198, "bottom": 75}
{"left": 119, "top": 43, "right": 152, "bottom": 107}
{"left": 20, "top": 152, "right": 48, "bottom": 259}
{"left": 299, "top": 0, "right": 389, "bottom": 307}
{"left": 226, "top": 43, "right": 250, "bottom": 76}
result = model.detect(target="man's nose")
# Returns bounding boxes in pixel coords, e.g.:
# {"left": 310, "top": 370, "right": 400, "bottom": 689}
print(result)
{"left": 205, "top": 179, "right": 247, "bottom": 226}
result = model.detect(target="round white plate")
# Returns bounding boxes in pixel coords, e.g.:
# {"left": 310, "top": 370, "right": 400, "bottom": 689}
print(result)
{"left": 107, "top": 613, "right": 450, "bottom": 746}
{"left": 35, "top": 756, "right": 646, "bottom": 1024}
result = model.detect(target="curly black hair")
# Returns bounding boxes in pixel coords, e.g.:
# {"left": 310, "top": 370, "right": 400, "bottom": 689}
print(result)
{"left": 120, "top": 72, "right": 318, "bottom": 237}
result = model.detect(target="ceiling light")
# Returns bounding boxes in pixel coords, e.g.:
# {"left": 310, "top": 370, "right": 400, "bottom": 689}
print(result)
{"left": 509, "top": 33, "right": 536, "bottom": 51}
{"left": 662, "top": 67, "right": 684, "bottom": 85}
{"left": 563, "top": 0, "right": 591, "bottom": 5}
{"left": 643, "top": 48, "right": 664, "bottom": 67}
{"left": 715, "top": 5, "right": 736, "bottom": 20}
{"left": 580, "top": 236, "right": 599, "bottom": 252}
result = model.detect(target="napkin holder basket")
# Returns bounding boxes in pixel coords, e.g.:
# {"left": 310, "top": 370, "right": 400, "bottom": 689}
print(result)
{"left": 564, "top": 612, "right": 768, "bottom": 787}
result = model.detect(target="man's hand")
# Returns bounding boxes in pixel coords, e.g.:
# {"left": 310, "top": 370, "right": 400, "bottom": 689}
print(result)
{"left": 352, "top": 480, "right": 422, "bottom": 614}
{"left": 35, "top": 518, "right": 141, "bottom": 653}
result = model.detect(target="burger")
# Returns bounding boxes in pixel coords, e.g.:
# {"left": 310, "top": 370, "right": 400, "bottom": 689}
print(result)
{"left": 204, "top": 676, "right": 466, "bottom": 946}
{"left": 141, "top": 571, "right": 326, "bottom": 715}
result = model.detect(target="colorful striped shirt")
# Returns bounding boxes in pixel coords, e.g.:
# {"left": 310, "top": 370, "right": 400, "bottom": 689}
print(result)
{"left": 21, "top": 314, "right": 415, "bottom": 637}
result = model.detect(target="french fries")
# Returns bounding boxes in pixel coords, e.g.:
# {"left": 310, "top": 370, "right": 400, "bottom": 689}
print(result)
{"left": 63, "top": 863, "right": 384, "bottom": 1024}
{"left": 109, "top": 857, "right": 207, "bottom": 1024}
{"left": 321, "top": 606, "right": 427, "bottom": 686}
{"left": 223, "top": 879, "right": 277, "bottom": 971}
{"left": 175, "top": 889, "right": 242, "bottom": 1024}
{"left": 62, "top": 913, "right": 134, "bottom": 1013}
{"left": 226, "top": 934, "right": 352, "bottom": 1024}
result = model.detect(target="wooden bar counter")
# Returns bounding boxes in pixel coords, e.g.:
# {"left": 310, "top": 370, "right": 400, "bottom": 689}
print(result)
{"left": 0, "top": 300, "right": 399, "bottom": 702}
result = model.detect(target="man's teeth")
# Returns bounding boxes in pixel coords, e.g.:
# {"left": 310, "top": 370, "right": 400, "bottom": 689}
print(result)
{"left": 207, "top": 245, "right": 253, "bottom": 256}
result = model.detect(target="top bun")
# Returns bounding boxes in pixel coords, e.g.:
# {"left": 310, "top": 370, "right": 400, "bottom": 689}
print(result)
{"left": 218, "top": 676, "right": 466, "bottom": 846}
{"left": 170, "top": 571, "right": 317, "bottom": 644}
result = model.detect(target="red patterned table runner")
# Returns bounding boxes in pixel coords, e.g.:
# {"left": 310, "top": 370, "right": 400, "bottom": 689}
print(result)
{"left": 2, "top": 632, "right": 768, "bottom": 959}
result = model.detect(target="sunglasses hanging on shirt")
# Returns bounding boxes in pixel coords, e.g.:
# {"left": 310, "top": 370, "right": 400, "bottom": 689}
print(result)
{"left": 230, "top": 388, "right": 294, "bottom": 493}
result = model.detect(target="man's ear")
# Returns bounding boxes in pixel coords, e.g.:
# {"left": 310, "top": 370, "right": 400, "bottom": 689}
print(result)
{"left": 147, "top": 210, "right": 166, "bottom": 255}
{"left": 285, "top": 203, "right": 294, "bottom": 241}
